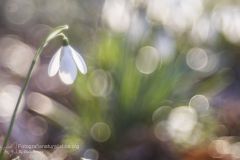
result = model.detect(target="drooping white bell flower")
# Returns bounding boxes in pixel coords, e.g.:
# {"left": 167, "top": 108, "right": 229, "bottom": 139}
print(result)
{"left": 48, "top": 45, "right": 87, "bottom": 85}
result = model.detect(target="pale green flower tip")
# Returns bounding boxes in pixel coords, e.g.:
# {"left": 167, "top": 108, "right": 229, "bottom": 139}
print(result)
{"left": 62, "top": 25, "right": 69, "bottom": 30}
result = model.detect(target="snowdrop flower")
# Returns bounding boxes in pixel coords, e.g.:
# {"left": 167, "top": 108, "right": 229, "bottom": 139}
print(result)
{"left": 48, "top": 44, "right": 87, "bottom": 85}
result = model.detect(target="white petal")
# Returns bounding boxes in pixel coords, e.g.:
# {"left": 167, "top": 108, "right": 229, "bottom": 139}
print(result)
{"left": 70, "top": 46, "right": 87, "bottom": 74}
{"left": 48, "top": 47, "right": 62, "bottom": 77}
{"left": 59, "top": 46, "right": 78, "bottom": 85}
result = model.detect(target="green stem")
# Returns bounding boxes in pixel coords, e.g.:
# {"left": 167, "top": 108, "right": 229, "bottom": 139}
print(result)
{"left": 0, "top": 25, "right": 69, "bottom": 159}
{"left": 0, "top": 45, "right": 43, "bottom": 160}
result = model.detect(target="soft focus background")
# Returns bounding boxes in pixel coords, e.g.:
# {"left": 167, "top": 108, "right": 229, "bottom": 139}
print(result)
{"left": 0, "top": 0, "right": 240, "bottom": 159}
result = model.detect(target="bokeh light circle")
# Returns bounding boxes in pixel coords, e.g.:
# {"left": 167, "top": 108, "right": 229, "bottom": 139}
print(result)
{"left": 189, "top": 95, "right": 209, "bottom": 114}
{"left": 90, "top": 122, "right": 111, "bottom": 142}
{"left": 136, "top": 46, "right": 160, "bottom": 74}
{"left": 88, "top": 69, "right": 113, "bottom": 97}
{"left": 186, "top": 48, "right": 208, "bottom": 71}
{"left": 83, "top": 148, "right": 99, "bottom": 160}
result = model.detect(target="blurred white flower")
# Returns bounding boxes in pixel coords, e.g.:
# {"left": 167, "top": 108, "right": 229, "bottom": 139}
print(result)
{"left": 48, "top": 45, "right": 87, "bottom": 85}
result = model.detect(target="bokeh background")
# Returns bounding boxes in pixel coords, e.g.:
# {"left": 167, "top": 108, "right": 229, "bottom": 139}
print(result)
{"left": 0, "top": 0, "right": 240, "bottom": 159}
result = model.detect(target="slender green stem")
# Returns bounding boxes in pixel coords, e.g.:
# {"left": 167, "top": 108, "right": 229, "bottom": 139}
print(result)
{"left": 0, "top": 45, "right": 44, "bottom": 159}
{"left": 0, "top": 25, "right": 69, "bottom": 159}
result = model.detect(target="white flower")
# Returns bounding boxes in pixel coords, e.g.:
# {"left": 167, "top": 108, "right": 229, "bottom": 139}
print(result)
{"left": 48, "top": 45, "right": 87, "bottom": 85}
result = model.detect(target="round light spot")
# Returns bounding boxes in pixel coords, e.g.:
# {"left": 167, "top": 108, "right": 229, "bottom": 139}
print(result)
{"left": 136, "top": 46, "right": 160, "bottom": 74}
{"left": 189, "top": 95, "right": 209, "bottom": 114}
{"left": 88, "top": 69, "right": 113, "bottom": 97}
{"left": 90, "top": 122, "right": 111, "bottom": 142}
{"left": 83, "top": 148, "right": 99, "bottom": 160}
{"left": 186, "top": 48, "right": 208, "bottom": 71}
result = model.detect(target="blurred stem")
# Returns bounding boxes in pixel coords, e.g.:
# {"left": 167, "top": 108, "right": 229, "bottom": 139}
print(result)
{"left": 0, "top": 25, "right": 69, "bottom": 159}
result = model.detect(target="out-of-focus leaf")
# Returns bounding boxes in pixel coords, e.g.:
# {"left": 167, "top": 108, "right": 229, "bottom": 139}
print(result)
{"left": 97, "top": 35, "right": 121, "bottom": 69}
